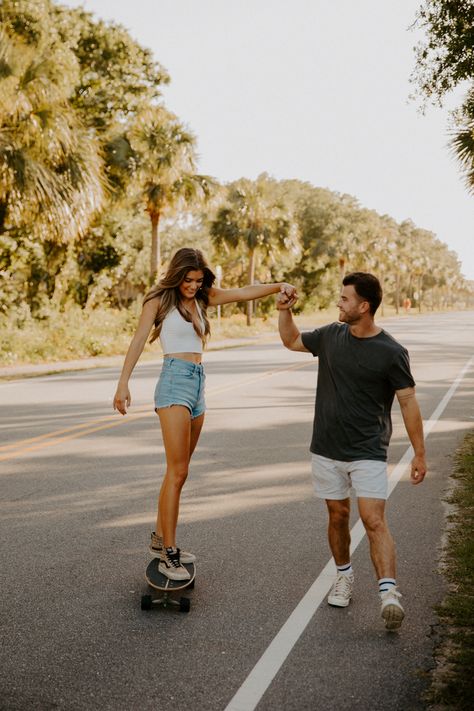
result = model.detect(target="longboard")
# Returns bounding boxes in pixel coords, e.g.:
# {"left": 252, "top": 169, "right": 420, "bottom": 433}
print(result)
{"left": 141, "top": 558, "right": 195, "bottom": 612}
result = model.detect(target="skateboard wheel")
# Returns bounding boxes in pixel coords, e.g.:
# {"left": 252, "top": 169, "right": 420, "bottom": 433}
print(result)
{"left": 179, "top": 597, "right": 191, "bottom": 613}
{"left": 141, "top": 594, "right": 153, "bottom": 611}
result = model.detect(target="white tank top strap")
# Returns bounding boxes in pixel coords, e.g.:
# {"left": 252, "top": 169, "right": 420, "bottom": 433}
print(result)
{"left": 195, "top": 299, "right": 203, "bottom": 323}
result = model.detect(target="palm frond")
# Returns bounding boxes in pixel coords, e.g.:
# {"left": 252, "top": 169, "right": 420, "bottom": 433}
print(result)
{"left": 450, "top": 115, "right": 474, "bottom": 195}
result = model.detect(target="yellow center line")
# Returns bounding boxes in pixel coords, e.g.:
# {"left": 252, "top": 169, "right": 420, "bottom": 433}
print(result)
{"left": 1, "top": 360, "right": 313, "bottom": 463}
{"left": 0, "top": 410, "right": 149, "bottom": 452}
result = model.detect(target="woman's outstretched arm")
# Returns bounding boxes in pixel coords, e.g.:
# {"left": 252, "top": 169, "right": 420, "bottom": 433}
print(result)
{"left": 113, "top": 298, "right": 159, "bottom": 415}
{"left": 207, "top": 282, "right": 296, "bottom": 307}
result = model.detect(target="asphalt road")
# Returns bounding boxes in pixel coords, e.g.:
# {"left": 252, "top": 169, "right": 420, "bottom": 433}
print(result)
{"left": 1, "top": 311, "right": 473, "bottom": 711}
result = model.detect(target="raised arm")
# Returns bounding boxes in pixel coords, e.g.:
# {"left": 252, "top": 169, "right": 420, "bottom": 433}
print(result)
{"left": 113, "top": 298, "right": 159, "bottom": 415}
{"left": 207, "top": 282, "right": 295, "bottom": 307}
{"left": 396, "top": 386, "right": 427, "bottom": 484}
{"left": 277, "top": 294, "right": 309, "bottom": 352}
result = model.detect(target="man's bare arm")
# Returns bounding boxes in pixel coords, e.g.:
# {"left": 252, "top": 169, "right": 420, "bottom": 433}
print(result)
{"left": 396, "top": 387, "right": 427, "bottom": 484}
{"left": 277, "top": 294, "right": 309, "bottom": 352}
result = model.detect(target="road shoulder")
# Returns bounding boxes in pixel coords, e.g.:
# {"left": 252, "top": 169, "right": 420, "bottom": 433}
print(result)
{"left": 425, "top": 430, "right": 474, "bottom": 709}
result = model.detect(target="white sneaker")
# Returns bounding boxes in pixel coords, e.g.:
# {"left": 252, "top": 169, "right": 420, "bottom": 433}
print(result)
{"left": 327, "top": 573, "right": 354, "bottom": 607}
{"left": 150, "top": 532, "right": 196, "bottom": 564}
{"left": 380, "top": 588, "right": 405, "bottom": 630}
{"left": 158, "top": 547, "right": 191, "bottom": 581}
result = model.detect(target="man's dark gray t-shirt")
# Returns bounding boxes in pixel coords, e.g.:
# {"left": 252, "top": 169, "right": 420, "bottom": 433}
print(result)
{"left": 301, "top": 323, "right": 415, "bottom": 462}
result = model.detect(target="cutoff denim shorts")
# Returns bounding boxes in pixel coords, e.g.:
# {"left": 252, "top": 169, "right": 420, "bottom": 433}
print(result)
{"left": 154, "top": 357, "right": 206, "bottom": 419}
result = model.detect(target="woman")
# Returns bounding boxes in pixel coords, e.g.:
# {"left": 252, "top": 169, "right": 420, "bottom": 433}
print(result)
{"left": 113, "top": 248, "right": 296, "bottom": 581}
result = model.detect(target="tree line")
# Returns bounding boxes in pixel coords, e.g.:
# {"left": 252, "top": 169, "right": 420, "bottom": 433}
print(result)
{"left": 412, "top": 0, "right": 474, "bottom": 194}
{"left": 0, "top": 0, "right": 471, "bottom": 331}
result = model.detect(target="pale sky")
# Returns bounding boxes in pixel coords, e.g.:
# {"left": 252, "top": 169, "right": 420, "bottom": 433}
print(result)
{"left": 63, "top": 0, "right": 474, "bottom": 279}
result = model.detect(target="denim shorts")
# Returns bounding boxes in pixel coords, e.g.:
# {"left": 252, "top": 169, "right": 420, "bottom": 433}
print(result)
{"left": 311, "top": 454, "right": 388, "bottom": 500}
{"left": 154, "top": 357, "right": 206, "bottom": 419}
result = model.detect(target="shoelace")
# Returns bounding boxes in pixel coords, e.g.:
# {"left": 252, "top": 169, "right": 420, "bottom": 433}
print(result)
{"left": 381, "top": 588, "right": 402, "bottom": 600}
{"left": 332, "top": 574, "right": 351, "bottom": 595}
{"left": 165, "top": 548, "right": 182, "bottom": 569}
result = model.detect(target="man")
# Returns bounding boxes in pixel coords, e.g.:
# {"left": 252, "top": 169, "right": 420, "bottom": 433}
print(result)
{"left": 277, "top": 272, "right": 427, "bottom": 631}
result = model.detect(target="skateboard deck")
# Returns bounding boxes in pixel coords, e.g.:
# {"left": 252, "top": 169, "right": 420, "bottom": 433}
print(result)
{"left": 141, "top": 558, "right": 195, "bottom": 612}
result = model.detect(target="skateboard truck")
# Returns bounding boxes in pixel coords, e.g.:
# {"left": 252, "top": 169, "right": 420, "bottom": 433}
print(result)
{"left": 141, "top": 559, "right": 195, "bottom": 613}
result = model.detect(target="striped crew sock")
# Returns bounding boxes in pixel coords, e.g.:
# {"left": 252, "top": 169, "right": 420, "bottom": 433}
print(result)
{"left": 336, "top": 562, "right": 353, "bottom": 577}
{"left": 378, "top": 578, "right": 397, "bottom": 594}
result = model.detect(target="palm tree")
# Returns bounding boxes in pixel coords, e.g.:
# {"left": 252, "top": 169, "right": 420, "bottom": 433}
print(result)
{"left": 450, "top": 89, "right": 474, "bottom": 195}
{"left": 210, "top": 176, "right": 298, "bottom": 325}
{"left": 0, "top": 25, "right": 105, "bottom": 243}
{"left": 129, "top": 106, "right": 214, "bottom": 283}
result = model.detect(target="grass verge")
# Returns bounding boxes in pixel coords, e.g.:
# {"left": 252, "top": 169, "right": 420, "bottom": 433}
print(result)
{"left": 427, "top": 431, "right": 474, "bottom": 709}
{"left": 0, "top": 306, "right": 344, "bottom": 366}
{"left": 0, "top": 302, "right": 434, "bottom": 368}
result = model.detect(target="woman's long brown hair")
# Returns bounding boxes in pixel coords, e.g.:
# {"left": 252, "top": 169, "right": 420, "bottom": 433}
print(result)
{"left": 144, "top": 248, "right": 215, "bottom": 344}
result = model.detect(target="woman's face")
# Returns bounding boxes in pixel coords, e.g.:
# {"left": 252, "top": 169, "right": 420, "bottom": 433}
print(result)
{"left": 179, "top": 269, "right": 204, "bottom": 300}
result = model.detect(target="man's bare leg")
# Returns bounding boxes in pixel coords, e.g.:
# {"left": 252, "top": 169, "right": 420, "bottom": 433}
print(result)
{"left": 326, "top": 499, "right": 354, "bottom": 607}
{"left": 358, "top": 497, "right": 404, "bottom": 630}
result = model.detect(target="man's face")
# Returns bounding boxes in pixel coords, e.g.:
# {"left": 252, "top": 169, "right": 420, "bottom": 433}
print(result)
{"left": 337, "top": 284, "right": 366, "bottom": 324}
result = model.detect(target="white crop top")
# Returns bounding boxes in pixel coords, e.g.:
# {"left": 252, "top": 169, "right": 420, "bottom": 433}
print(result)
{"left": 159, "top": 303, "right": 204, "bottom": 354}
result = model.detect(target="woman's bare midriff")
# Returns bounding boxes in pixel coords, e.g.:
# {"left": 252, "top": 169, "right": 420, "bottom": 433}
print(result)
{"left": 164, "top": 352, "right": 202, "bottom": 364}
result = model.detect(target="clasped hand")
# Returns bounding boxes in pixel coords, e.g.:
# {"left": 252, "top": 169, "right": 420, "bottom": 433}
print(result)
{"left": 277, "top": 283, "right": 298, "bottom": 310}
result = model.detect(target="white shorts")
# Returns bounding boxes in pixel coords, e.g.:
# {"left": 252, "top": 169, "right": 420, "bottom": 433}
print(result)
{"left": 311, "top": 454, "right": 388, "bottom": 500}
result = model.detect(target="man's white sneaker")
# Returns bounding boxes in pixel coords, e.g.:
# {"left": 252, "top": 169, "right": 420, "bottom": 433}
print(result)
{"left": 380, "top": 588, "right": 405, "bottom": 630}
{"left": 158, "top": 547, "right": 191, "bottom": 581}
{"left": 150, "top": 532, "right": 196, "bottom": 564}
{"left": 327, "top": 573, "right": 354, "bottom": 607}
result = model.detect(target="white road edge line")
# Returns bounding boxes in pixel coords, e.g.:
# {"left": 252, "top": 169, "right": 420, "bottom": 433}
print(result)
{"left": 224, "top": 354, "right": 474, "bottom": 711}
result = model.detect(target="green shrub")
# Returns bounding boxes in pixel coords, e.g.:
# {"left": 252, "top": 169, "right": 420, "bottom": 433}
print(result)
{"left": 0, "top": 302, "right": 143, "bottom": 365}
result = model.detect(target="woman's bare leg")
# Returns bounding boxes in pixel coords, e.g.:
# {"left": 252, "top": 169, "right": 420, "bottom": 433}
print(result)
{"left": 155, "top": 407, "right": 204, "bottom": 546}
